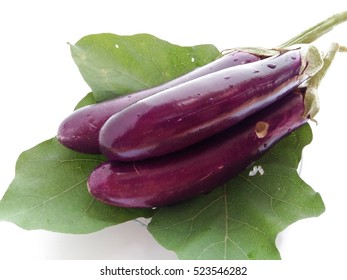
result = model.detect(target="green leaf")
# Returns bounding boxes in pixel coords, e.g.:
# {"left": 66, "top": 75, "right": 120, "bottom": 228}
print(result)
{"left": 70, "top": 33, "right": 220, "bottom": 102}
{"left": 147, "top": 124, "right": 325, "bottom": 260}
{"left": 74, "top": 92, "right": 96, "bottom": 110}
{"left": 0, "top": 138, "right": 152, "bottom": 234}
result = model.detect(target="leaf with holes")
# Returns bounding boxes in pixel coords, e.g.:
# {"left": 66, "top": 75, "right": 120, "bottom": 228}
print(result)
{"left": 147, "top": 124, "right": 325, "bottom": 259}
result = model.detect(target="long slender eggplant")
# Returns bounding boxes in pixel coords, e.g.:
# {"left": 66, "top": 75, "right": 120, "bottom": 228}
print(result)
{"left": 99, "top": 46, "right": 321, "bottom": 161}
{"left": 88, "top": 90, "right": 308, "bottom": 208}
{"left": 57, "top": 51, "right": 261, "bottom": 154}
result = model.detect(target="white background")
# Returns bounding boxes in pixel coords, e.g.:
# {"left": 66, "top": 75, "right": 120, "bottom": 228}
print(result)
{"left": 0, "top": 0, "right": 346, "bottom": 269}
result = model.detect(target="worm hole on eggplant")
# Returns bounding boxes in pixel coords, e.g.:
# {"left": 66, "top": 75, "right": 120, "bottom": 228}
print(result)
{"left": 255, "top": 121, "right": 269, "bottom": 138}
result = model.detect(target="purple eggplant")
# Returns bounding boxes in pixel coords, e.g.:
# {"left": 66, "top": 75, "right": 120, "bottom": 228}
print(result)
{"left": 57, "top": 51, "right": 261, "bottom": 154}
{"left": 99, "top": 48, "right": 313, "bottom": 161}
{"left": 88, "top": 90, "right": 308, "bottom": 208}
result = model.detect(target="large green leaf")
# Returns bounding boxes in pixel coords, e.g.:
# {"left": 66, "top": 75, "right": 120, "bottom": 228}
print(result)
{"left": 0, "top": 138, "right": 152, "bottom": 233}
{"left": 148, "top": 124, "right": 325, "bottom": 259}
{"left": 70, "top": 33, "right": 220, "bottom": 102}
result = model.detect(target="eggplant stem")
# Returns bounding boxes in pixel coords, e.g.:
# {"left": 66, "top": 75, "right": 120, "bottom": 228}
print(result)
{"left": 278, "top": 11, "right": 347, "bottom": 48}
{"left": 338, "top": 45, "right": 347, "bottom": 52}
{"left": 303, "top": 42, "right": 341, "bottom": 121}
{"left": 223, "top": 11, "right": 347, "bottom": 58}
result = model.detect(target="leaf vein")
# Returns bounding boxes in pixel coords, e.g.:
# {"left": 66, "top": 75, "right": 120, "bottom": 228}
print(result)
{"left": 3, "top": 178, "right": 87, "bottom": 220}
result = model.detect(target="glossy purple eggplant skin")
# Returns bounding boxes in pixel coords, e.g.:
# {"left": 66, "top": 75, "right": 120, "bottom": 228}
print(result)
{"left": 57, "top": 51, "right": 260, "bottom": 154}
{"left": 88, "top": 91, "right": 307, "bottom": 208}
{"left": 99, "top": 49, "right": 307, "bottom": 161}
